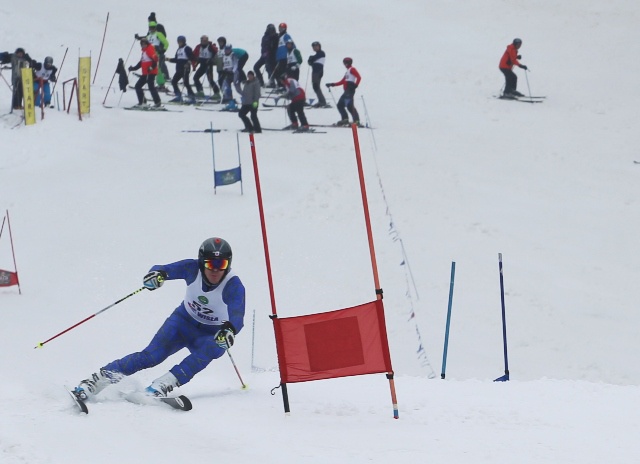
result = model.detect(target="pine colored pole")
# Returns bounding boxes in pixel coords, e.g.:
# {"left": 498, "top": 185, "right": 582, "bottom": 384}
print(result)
{"left": 351, "top": 124, "right": 399, "bottom": 419}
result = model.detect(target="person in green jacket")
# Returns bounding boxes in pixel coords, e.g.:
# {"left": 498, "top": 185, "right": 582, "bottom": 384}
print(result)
{"left": 285, "top": 40, "right": 302, "bottom": 81}
{"left": 143, "top": 21, "right": 170, "bottom": 89}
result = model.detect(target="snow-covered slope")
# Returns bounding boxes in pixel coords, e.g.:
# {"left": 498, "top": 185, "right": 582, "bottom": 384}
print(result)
{"left": 1, "top": 1, "right": 640, "bottom": 463}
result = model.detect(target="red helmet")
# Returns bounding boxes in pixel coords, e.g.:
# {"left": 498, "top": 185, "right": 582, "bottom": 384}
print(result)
{"left": 343, "top": 57, "right": 353, "bottom": 66}
{"left": 279, "top": 22, "right": 287, "bottom": 30}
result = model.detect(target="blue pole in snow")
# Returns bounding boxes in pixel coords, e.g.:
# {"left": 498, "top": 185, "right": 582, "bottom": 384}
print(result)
{"left": 494, "top": 253, "right": 510, "bottom": 382}
{"left": 210, "top": 121, "right": 217, "bottom": 194}
{"left": 441, "top": 261, "right": 456, "bottom": 379}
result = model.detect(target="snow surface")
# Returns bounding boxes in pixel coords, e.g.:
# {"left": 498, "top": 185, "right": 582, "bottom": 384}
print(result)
{"left": 1, "top": 1, "right": 640, "bottom": 462}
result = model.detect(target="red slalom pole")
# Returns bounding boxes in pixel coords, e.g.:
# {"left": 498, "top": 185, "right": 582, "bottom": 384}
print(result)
{"left": 34, "top": 286, "right": 146, "bottom": 349}
{"left": 351, "top": 123, "right": 399, "bottom": 419}
{"left": 6, "top": 210, "right": 21, "bottom": 294}
{"left": 93, "top": 12, "right": 110, "bottom": 84}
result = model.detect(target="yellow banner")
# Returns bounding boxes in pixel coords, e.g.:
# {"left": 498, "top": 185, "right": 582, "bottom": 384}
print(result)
{"left": 21, "top": 68, "right": 35, "bottom": 125}
{"left": 78, "top": 57, "right": 91, "bottom": 114}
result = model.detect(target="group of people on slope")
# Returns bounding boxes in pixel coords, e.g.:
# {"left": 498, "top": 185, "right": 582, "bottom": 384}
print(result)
{"left": 127, "top": 15, "right": 363, "bottom": 130}
{"left": 1, "top": 48, "right": 58, "bottom": 110}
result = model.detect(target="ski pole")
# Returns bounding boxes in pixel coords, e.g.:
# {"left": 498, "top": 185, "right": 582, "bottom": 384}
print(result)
{"left": 524, "top": 69, "right": 533, "bottom": 100}
{"left": 327, "top": 86, "right": 337, "bottom": 106}
{"left": 34, "top": 286, "right": 147, "bottom": 349}
{"left": 93, "top": 12, "right": 110, "bottom": 84}
{"left": 226, "top": 348, "right": 247, "bottom": 389}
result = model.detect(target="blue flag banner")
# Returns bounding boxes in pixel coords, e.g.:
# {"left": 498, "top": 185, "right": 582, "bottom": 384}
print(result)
{"left": 214, "top": 166, "right": 242, "bottom": 187}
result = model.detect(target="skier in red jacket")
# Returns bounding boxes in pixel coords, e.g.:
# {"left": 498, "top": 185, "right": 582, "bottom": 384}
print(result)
{"left": 326, "top": 57, "right": 361, "bottom": 126}
{"left": 499, "top": 38, "right": 527, "bottom": 98}
{"left": 128, "top": 37, "right": 162, "bottom": 107}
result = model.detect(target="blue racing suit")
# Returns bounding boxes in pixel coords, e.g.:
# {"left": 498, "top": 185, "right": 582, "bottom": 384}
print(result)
{"left": 103, "top": 259, "right": 245, "bottom": 386}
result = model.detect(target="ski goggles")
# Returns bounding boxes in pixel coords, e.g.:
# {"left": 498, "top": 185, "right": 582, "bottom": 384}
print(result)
{"left": 203, "top": 258, "right": 230, "bottom": 270}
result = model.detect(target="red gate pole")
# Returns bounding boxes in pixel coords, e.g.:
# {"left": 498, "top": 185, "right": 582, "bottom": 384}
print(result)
{"left": 93, "top": 12, "right": 109, "bottom": 84}
{"left": 248, "top": 133, "right": 291, "bottom": 415}
{"left": 6, "top": 210, "right": 21, "bottom": 295}
{"left": 50, "top": 47, "right": 68, "bottom": 99}
{"left": 351, "top": 124, "right": 399, "bottom": 419}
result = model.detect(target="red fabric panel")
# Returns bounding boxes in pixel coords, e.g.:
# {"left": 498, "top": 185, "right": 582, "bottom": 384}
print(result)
{"left": 275, "top": 300, "right": 393, "bottom": 383}
{"left": 0, "top": 269, "right": 19, "bottom": 287}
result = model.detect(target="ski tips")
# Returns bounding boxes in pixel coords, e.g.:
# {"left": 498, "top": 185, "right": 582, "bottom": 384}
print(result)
{"left": 34, "top": 342, "right": 44, "bottom": 349}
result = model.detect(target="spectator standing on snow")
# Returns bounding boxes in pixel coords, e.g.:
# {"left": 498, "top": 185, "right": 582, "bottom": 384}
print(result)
{"left": 33, "top": 56, "right": 57, "bottom": 107}
{"left": 253, "top": 24, "right": 279, "bottom": 87}
{"left": 167, "top": 35, "right": 196, "bottom": 102}
{"left": 215, "top": 37, "right": 228, "bottom": 96}
{"left": 128, "top": 37, "right": 162, "bottom": 108}
{"left": 326, "top": 57, "right": 361, "bottom": 126}
{"left": 238, "top": 70, "right": 262, "bottom": 133}
{"left": 193, "top": 35, "right": 221, "bottom": 100}
{"left": 499, "top": 38, "right": 527, "bottom": 98}
{"left": 285, "top": 40, "right": 302, "bottom": 81}
{"left": 1, "top": 47, "right": 33, "bottom": 110}
{"left": 72, "top": 237, "right": 245, "bottom": 401}
{"left": 281, "top": 74, "right": 309, "bottom": 131}
{"left": 307, "top": 41, "right": 327, "bottom": 107}
{"left": 137, "top": 21, "right": 170, "bottom": 91}
{"left": 273, "top": 23, "right": 293, "bottom": 84}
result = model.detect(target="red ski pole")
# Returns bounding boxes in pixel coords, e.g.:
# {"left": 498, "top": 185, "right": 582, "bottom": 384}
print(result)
{"left": 93, "top": 12, "right": 110, "bottom": 84}
{"left": 34, "top": 286, "right": 147, "bottom": 349}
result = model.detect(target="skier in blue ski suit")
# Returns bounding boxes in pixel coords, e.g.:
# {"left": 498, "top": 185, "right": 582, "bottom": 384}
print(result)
{"left": 74, "top": 237, "right": 245, "bottom": 399}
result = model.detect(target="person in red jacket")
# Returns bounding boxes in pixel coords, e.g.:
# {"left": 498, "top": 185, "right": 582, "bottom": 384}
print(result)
{"left": 326, "top": 57, "right": 361, "bottom": 126}
{"left": 128, "top": 37, "right": 162, "bottom": 107}
{"left": 499, "top": 38, "right": 527, "bottom": 97}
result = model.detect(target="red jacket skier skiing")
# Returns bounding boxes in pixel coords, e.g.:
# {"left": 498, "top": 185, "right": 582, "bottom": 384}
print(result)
{"left": 499, "top": 38, "right": 527, "bottom": 97}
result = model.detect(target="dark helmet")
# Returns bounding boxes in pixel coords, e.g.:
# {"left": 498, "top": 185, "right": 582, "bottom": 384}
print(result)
{"left": 513, "top": 38, "right": 522, "bottom": 45}
{"left": 140, "top": 37, "right": 149, "bottom": 45}
{"left": 198, "top": 237, "right": 233, "bottom": 280}
{"left": 177, "top": 35, "right": 186, "bottom": 43}
{"left": 266, "top": 24, "right": 276, "bottom": 33}
{"left": 15, "top": 47, "right": 25, "bottom": 55}
{"left": 44, "top": 56, "right": 53, "bottom": 67}
{"left": 224, "top": 44, "right": 233, "bottom": 53}
{"left": 311, "top": 41, "right": 321, "bottom": 48}
{"left": 343, "top": 57, "right": 353, "bottom": 66}
{"left": 217, "top": 36, "right": 227, "bottom": 45}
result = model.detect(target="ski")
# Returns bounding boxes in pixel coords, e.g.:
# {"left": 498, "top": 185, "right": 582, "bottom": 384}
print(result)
{"left": 633, "top": 161, "right": 640, "bottom": 164}
{"left": 124, "top": 105, "right": 183, "bottom": 113}
{"left": 496, "top": 95, "right": 544, "bottom": 103}
{"left": 310, "top": 123, "right": 369, "bottom": 129}
{"left": 65, "top": 386, "right": 88, "bottom": 414}
{"left": 159, "top": 395, "right": 193, "bottom": 411}
{"left": 195, "top": 106, "right": 272, "bottom": 112}
{"left": 181, "top": 128, "right": 223, "bottom": 133}
{"left": 293, "top": 128, "right": 326, "bottom": 134}
{"left": 124, "top": 391, "right": 192, "bottom": 411}
{"left": 262, "top": 103, "right": 287, "bottom": 108}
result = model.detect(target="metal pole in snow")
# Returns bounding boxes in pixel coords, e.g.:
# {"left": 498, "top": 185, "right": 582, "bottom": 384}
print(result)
{"left": 494, "top": 253, "right": 510, "bottom": 381}
{"left": 441, "top": 261, "right": 456, "bottom": 379}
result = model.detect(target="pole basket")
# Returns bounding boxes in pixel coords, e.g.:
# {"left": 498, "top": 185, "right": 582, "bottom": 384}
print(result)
{"left": 62, "top": 78, "right": 82, "bottom": 121}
